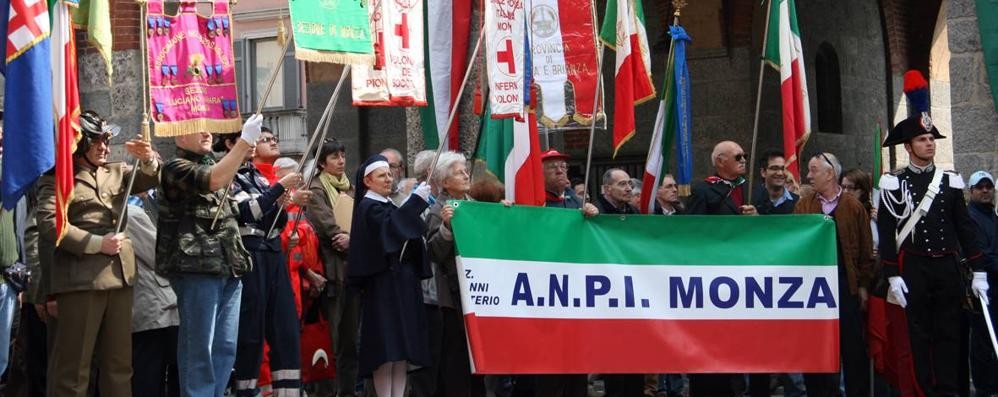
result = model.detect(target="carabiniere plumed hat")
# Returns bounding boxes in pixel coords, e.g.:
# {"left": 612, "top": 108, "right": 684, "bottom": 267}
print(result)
{"left": 882, "top": 70, "right": 946, "bottom": 147}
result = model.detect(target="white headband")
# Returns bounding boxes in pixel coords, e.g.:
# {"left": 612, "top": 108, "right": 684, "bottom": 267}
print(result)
{"left": 364, "top": 161, "right": 390, "bottom": 177}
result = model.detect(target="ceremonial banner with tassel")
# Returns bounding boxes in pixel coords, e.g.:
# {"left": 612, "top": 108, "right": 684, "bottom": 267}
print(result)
{"left": 289, "top": 0, "right": 374, "bottom": 65}
{"left": 529, "top": 0, "right": 602, "bottom": 129}
{"left": 484, "top": 0, "right": 526, "bottom": 119}
{"left": 145, "top": 0, "right": 241, "bottom": 136}
{"left": 351, "top": 0, "right": 427, "bottom": 106}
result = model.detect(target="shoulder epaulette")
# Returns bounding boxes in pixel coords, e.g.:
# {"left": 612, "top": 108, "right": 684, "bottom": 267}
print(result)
{"left": 944, "top": 170, "right": 965, "bottom": 189}
{"left": 879, "top": 173, "right": 900, "bottom": 190}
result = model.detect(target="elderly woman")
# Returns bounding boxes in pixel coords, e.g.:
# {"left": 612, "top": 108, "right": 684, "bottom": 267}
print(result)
{"left": 348, "top": 154, "right": 433, "bottom": 397}
{"left": 423, "top": 151, "right": 480, "bottom": 395}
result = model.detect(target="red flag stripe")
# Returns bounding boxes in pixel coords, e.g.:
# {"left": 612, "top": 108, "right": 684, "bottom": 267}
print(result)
{"left": 465, "top": 316, "right": 839, "bottom": 374}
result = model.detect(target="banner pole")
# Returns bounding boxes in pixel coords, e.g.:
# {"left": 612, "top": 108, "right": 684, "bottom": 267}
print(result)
{"left": 116, "top": 1, "right": 152, "bottom": 235}
{"left": 425, "top": 28, "right": 486, "bottom": 184}
{"left": 211, "top": 21, "right": 295, "bottom": 230}
{"left": 581, "top": 0, "right": 604, "bottom": 204}
{"left": 747, "top": 0, "right": 773, "bottom": 205}
{"left": 267, "top": 65, "right": 352, "bottom": 237}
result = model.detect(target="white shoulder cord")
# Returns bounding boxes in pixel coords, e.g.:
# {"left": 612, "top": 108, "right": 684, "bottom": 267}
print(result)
{"left": 881, "top": 179, "right": 913, "bottom": 220}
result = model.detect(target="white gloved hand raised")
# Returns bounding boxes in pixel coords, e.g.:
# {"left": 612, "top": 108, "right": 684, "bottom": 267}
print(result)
{"left": 973, "top": 272, "right": 990, "bottom": 306}
{"left": 412, "top": 182, "right": 431, "bottom": 202}
{"left": 887, "top": 276, "right": 909, "bottom": 308}
{"left": 240, "top": 114, "right": 264, "bottom": 145}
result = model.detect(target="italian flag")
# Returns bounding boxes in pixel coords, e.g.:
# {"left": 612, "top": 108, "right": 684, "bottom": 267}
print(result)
{"left": 474, "top": 107, "right": 545, "bottom": 206}
{"left": 640, "top": 40, "right": 679, "bottom": 214}
{"left": 600, "top": 0, "right": 655, "bottom": 158}
{"left": 450, "top": 202, "right": 840, "bottom": 373}
{"left": 419, "top": 0, "right": 471, "bottom": 150}
{"left": 51, "top": 0, "right": 81, "bottom": 243}
{"left": 764, "top": 0, "right": 811, "bottom": 180}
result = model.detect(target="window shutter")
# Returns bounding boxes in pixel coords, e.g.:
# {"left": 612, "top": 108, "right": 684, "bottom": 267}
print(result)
{"left": 233, "top": 38, "right": 248, "bottom": 113}
{"left": 283, "top": 51, "right": 302, "bottom": 109}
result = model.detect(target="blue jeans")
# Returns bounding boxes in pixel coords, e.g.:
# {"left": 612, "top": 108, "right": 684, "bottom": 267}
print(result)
{"left": 171, "top": 274, "right": 242, "bottom": 397}
{"left": 0, "top": 282, "right": 16, "bottom": 374}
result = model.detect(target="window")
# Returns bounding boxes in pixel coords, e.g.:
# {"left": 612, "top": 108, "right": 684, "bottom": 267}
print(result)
{"left": 815, "top": 42, "right": 842, "bottom": 134}
{"left": 233, "top": 36, "right": 302, "bottom": 114}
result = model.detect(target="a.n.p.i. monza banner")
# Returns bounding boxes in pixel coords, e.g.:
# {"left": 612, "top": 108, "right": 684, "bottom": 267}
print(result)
{"left": 449, "top": 202, "right": 840, "bottom": 374}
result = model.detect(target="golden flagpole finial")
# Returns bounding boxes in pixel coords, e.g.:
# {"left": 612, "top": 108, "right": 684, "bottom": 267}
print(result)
{"left": 277, "top": 12, "right": 288, "bottom": 47}
{"left": 672, "top": 0, "right": 687, "bottom": 17}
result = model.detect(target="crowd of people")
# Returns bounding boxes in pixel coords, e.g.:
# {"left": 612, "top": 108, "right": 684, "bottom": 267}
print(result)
{"left": 0, "top": 105, "right": 995, "bottom": 397}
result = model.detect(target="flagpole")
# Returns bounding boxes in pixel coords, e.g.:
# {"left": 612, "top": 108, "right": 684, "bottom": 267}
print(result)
{"left": 115, "top": 0, "right": 152, "bottom": 235}
{"left": 747, "top": 0, "right": 774, "bottom": 205}
{"left": 425, "top": 27, "right": 486, "bottom": 185}
{"left": 266, "top": 65, "right": 352, "bottom": 237}
{"left": 581, "top": 0, "right": 604, "bottom": 204}
{"left": 211, "top": 21, "right": 295, "bottom": 230}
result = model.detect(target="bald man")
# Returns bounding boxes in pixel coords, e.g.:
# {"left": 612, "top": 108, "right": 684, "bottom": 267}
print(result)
{"left": 687, "top": 141, "right": 757, "bottom": 216}
{"left": 685, "top": 140, "right": 756, "bottom": 397}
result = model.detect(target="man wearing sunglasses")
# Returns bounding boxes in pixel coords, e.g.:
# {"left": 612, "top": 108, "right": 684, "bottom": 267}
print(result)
{"left": 37, "top": 110, "right": 161, "bottom": 396}
{"left": 685, "top": 140, "right": 756, "bottom": 397}
{"left": 687, "top": 140, "right": 757, "bottom": 216}
{"left": 877, "top": 111, "right": 992, "bottom": 397}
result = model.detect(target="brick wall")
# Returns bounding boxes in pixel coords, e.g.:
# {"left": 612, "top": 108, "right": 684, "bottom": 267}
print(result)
{"left": 111, "top": 0, "right": 141, "bottom": 51}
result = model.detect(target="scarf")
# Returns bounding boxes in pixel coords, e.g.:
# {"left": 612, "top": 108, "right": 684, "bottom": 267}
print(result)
{"left": 319, "top": 171, "right": 351, "bottom": 209}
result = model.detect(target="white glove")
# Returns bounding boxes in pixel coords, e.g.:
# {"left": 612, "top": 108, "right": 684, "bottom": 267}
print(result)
{"left": 412, "top": 182, "right": 431, "bottom": 202}
{"left": 973, "top": 272, "right": 990, "bottom": 306}
{"left": 887, "top": 276, "right": 909, "bottom": 308}
{"left": 240, "top": 114, "right": 264, "bottom": 145}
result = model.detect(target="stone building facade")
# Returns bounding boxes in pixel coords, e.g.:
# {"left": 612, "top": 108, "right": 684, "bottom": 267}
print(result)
{"left": 9, "top": 0, "right": 993, "bottom": 186}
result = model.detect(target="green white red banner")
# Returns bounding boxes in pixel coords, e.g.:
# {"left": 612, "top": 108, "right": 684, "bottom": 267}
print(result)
{"left": 450, "top": 202, "right": 840, "bottom": 374}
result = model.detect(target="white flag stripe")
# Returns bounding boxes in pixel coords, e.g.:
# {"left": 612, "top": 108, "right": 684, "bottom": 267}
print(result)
{"left": 427, "top": 0, "right": 453, "bottom": 148}
{"left": 456, "top": 257, "right": 840, "bottom": 320}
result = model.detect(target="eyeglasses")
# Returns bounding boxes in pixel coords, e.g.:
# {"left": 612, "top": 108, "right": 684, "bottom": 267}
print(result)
{"left": 766, "top": 165, "right": 786, "bottom": 172}
{"left": 733, "top": 153, "right": 748, "bottom": 162}
{"left": 258, "top": 136, "right": 279, "bottom": 144}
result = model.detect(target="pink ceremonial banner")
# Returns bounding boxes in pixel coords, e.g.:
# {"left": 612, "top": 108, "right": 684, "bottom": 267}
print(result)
{"left": 146, "top": 0, "right": 242, "bottom": 136}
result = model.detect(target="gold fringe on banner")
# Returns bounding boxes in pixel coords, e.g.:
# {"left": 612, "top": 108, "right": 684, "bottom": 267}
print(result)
{"left": 678, "top": 184, "right": 691, "bottom": 197}
{"left": 294, "top": 46, "right": 374, "bottom": 65}
{"left": 152, "top": 118, "right": 244, "bottom": 137}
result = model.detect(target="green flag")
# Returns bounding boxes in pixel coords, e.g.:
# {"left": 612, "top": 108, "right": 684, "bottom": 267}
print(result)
{"left": 71, "top": 0, "right": 112, "bottom": 79}
{"left": 474, "top": 107, "right": 514, "bottom": 183}
{"left": 977, "top": 0, "right": 998, "bottom": 115}
{"left": 289, "top": 0, "right": 374, "bottom": 64}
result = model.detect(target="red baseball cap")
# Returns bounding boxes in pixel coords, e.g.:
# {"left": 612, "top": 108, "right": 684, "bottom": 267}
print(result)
{"left": 540, "top": 149, "right": 570, "bottom": 162}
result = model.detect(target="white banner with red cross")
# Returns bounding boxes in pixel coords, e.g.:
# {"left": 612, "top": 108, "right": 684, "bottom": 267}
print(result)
{"left": 485, "top": 0, "right": 526, "bottom": 119}
{"left": 351, "top": 0, "right": 427, "bottom": 106}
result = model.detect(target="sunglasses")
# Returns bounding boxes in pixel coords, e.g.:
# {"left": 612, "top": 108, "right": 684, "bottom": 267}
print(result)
{"left": 258, "top": 136, "right": 279, "bottom": 144}
{"left": 732, "top": 153, "right": 748, "bottom": 162}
